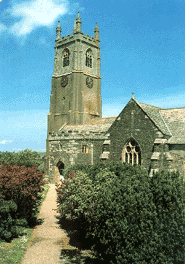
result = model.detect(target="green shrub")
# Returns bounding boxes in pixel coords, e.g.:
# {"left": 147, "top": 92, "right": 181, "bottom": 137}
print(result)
{"left": 14, "top": 218, "right": 28, "bottom": 227}
{"left": 0, "top": 198, "right": 17, "bottom": 241}
{"left": 85, "top": 166, "right": 157, "bottom": 263}
{"left": 57, "top": 170, "right": 93, "bottom": 219}
{"left": 10, "top": 225, "right": 25, "bottom": 237}
{"left": 148, "top": 170, "right": 185, "bottom": 263}
{"left": 0, "top": 197, "right": 29, "bottom": 241}
{"left": 64, "top": 163, "right": 91, "bottom": 179}
{"left": 57, "top": 162, "right": 185, "bottom": 263}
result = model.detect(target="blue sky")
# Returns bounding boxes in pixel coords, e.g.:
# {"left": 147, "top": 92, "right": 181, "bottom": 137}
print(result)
{"left": 0, "top": 0, "right": 184, "bottom": 152}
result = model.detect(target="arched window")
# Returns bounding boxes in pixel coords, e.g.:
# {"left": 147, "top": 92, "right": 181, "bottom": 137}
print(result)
{"left": 122, "top": 139, "right": 141, "bottom": 165}
{"left": 63, "top": 49, "right": 70, "bottom": 67}
{"left": 85, "top": 49, "right": 93, "bottom": 68}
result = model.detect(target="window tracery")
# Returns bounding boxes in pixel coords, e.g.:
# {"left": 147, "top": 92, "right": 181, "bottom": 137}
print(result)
{"left": 122, "top": 139, "right": 141, "bottom": 165}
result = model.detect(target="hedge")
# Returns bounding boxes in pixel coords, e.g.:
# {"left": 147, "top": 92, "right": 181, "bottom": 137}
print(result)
{"left": 56, "top": 162, "right": 185, "bottom": 263}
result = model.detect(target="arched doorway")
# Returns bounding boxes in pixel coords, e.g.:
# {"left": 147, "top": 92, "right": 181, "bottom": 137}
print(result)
{"left": 122, "top": 139, "right": 141, "bottom": 165}
{"left": 54, "top": 161, "right": 65, "bottom": 183}
{"left": 57, "top": 161, "right": 65, "bottom": 176}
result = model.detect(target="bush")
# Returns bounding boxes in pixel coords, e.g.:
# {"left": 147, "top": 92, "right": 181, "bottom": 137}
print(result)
{"left": 86, "top": 166, "right": 159, "bottom": 263}
{"left": 0, "top": 198, "right": 19, "bottom": 241}
{"left": 148, "top": 170, "right": 185, "bottom": 263}
{"left": 57, "top": 170, "right": 94, "bottom": 221}
{"left": 57, "top": 162, "right": 185, "bottom": 263}
{"left": 64, "top": 164, "right": 91, "bottom": 179}
{"left": 0, "top": 163, "right": 45, "bottom": 226}
{"left": 0, "top": 149, "right": 46, "bottom": 242}
{"left": 0, "top": 161, "right": 46, "bottom": 241}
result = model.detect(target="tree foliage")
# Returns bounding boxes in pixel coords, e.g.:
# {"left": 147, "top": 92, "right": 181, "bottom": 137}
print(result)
{"left": 0, "top": 149, "right": 45, "bottom": 168}
{"left": 57, "top": 162, "right": 185, "bottom": 263}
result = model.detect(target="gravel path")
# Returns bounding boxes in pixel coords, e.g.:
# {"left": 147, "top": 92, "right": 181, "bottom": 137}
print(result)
{"left": 21, "top": 184, "right": 71, "bottom": 264}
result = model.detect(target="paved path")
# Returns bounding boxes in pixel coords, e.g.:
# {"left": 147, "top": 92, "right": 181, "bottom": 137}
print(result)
{"left": 21, "top": 184, "right": 71, "bottom": 264}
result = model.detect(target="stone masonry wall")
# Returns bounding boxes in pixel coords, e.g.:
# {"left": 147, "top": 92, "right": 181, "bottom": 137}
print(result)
{"left": 108, "top": 99, "right": 158, "bottom": 173}
{"left": 47, "top": 130, "right": 108, "bottom": 182}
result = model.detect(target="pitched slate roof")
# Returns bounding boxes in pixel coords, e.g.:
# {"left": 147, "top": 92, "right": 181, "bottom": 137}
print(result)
{"left": 60, "top": 117, "right": 116, "bottom": 134}
{"left": 58, "top": 99, "right": 185, "bottom": 144}
{"left": 160, "top": 108, "right": 185, "bottom": 144}
{"left": 136, "top": 100, "right": 172, "bottom": 136}
{"left": 90, "top": 116, "right": 116, "bottom": 125}
{"left": 135, "top": 99, "right": 185, "bottom": 144}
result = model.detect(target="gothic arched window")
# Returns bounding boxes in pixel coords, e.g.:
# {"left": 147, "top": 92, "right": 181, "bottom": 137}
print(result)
{"left": 122, "top": 139, "right": 141, "bottom": 165}
{"left": 85, "top": 49, "right": 93, "bottom": 68}
{"left": 63, "top": 49, "right": 70, "bottom": 67}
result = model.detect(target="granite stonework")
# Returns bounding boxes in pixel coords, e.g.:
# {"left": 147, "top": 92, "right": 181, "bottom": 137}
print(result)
{"left": 47, "top": 129, "right": 110, "bottom": 182}
{"left": 46, "top": 14, "right": 185, "bottom": 182}
{"left": 107, "top": 97, "right": 185, "bottom": 178}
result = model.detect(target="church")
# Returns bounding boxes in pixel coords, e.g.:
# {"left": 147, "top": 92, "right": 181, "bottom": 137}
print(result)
{"left": 46, "top": 13, "right": 185, "bottom": 183}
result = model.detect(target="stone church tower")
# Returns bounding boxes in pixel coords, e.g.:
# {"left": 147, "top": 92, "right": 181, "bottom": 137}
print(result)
{"left": 46, "top": 14, "right": 110, "bottom": 182}
{"left": 47, "top": 12, "right": 102, "bottom": 133}
{"left": 46, "top": 14, "right": 185, "bottom": 183}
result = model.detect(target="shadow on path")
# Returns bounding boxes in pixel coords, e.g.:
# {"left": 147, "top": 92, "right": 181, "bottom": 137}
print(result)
{"left": 56, "top": 216, "right": 106, "bottom": 263}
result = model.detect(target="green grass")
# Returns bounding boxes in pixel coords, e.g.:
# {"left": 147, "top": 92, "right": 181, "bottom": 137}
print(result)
{"left": 0, "top": 183, "right": 50, "bottom": 264}
{"left": 0, "top": 229, "right": 32, "bottom": 264}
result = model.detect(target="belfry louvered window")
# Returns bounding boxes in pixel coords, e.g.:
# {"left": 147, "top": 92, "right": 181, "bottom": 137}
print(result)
{"left": 122, "top": 139, "right": 141, "bottom": 165}
{"left": 85, "top": 49, "right": 92, "bottom": 68}
{"left": 63, "top": 49, "right": 69, "bottom": 67}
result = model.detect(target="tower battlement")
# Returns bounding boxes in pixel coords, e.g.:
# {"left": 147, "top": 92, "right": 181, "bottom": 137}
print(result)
{"left": 55, "top": 34, "right": 97, "bottom": 46}
{"left": 47, "top": 13, "right": 102, "bottom": 133}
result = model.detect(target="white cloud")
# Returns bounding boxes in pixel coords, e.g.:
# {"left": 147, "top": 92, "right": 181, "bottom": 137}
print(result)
{"left": 0, "top": 140, "right": 13, "bottom": 144}
{"left": 8, "top": 0, "right": 69, "bottom": 36}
